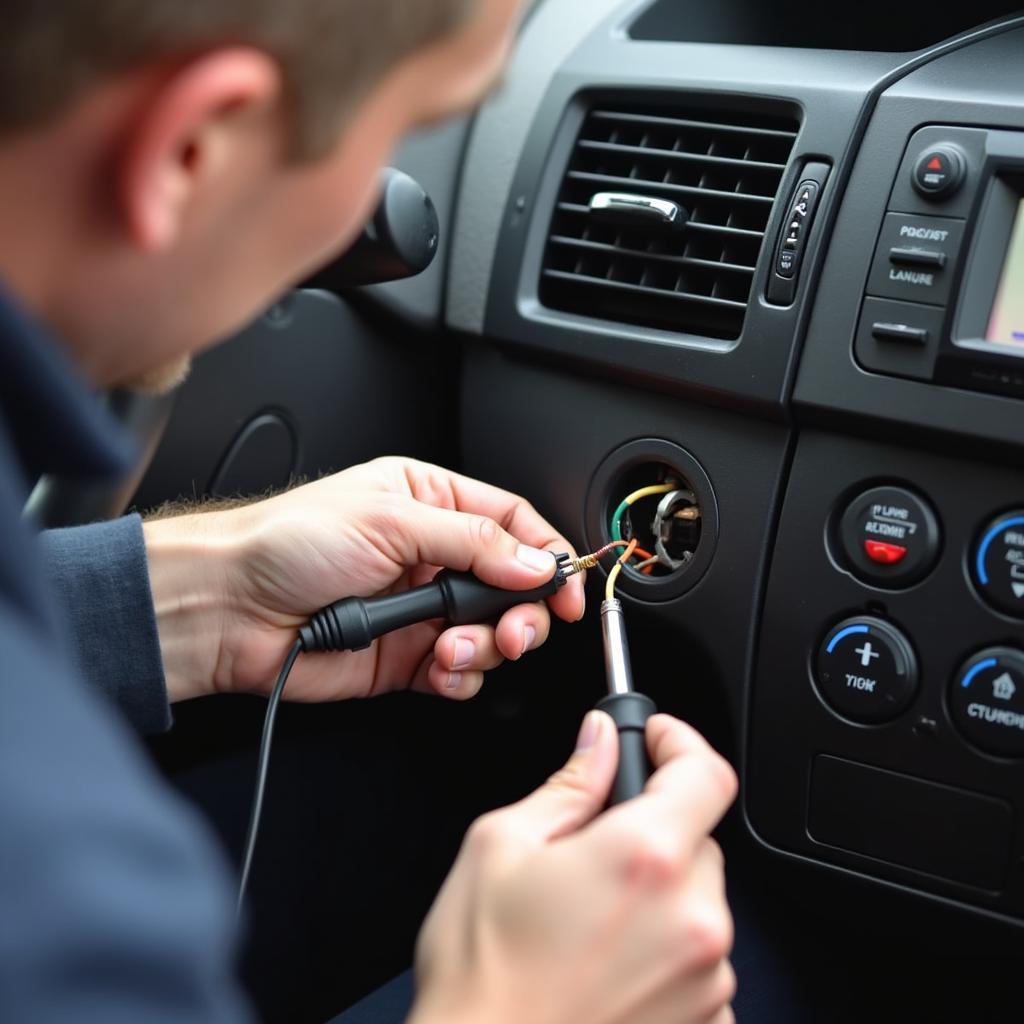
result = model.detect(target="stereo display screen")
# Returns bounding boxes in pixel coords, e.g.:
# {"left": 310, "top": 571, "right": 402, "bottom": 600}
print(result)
{"left": 986, "top": 197, "right": 1024, "bottom": 347}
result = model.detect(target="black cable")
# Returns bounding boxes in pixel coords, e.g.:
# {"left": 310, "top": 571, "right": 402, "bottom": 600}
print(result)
{"left": 237, "top": 638, "right": 302, "bottom": 914}
{"left": 236, "top": 557, "right": 570, "bottom": 911}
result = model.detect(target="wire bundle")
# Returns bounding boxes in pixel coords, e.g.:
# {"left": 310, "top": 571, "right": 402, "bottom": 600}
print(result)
{"left": 609, "top": 480, "right": 679, "bottom": 578}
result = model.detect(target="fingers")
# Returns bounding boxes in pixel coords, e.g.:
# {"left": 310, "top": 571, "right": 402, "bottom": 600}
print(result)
{"left": 397, "top": 458, "right": 567, "bottom": 556}
{"left": 646, "top": 712, "right": 723, "bottom": 769}
{"left": 588, "top": 715, "right": 737, "bottom": 868}
{"left": 433, "top": 603, "right": 550, "bottom": 673}
{"left": 377, "top": 499, "right": 558, "bottom": 592}
{"left": 646, "top": 714, "right": 737, "bottom": 813}
{"left": 375, "top": 459, "right": 585, "bottom": 623}
{"left": 495, "top": 710, "right": 619, "bottom": 843}
{"left": 449, "top": 604, "right": 550, "bottom": 664}
{"left": 408, "top": 602, "right": 551, "bottom": 701}
{"left": 444, "top": 469, "right": 584, "bottom": 622}
{"left": 703, "top": 1005, "right": 736, "bottom": 1024}
{"left": 687, "top": 962, "right": 737, "bottom": 1024}
{"left": 427, "top": 660, "right": 484, "bottom": 700}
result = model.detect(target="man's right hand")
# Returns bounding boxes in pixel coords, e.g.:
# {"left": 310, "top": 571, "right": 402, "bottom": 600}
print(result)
{"left": 409, "top": 712, "right": 738, "bottom": 1024}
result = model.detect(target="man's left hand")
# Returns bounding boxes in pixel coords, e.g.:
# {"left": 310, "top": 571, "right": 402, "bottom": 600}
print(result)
{"left": 143, "top": 457, "right": 585, "bottom": 705}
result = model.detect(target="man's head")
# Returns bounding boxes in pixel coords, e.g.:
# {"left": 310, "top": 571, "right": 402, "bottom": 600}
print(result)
{"left": 0, "top": 0, "right": 520, "bottom": 387}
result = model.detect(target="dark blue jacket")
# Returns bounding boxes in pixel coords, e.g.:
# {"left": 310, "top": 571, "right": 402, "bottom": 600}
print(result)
{"left": 0, "top": 290, "right": 250, "bottom": 1021}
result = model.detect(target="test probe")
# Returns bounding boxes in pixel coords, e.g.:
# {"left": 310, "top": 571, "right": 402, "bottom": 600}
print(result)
{"left": 597, "top": 597, "right": 656, "bottom": 804}
{"left": 239, "top": 544, "right": 657, "bottom": 909}
{"left": 572, "top": 541, "right": 657, "bottom": 805}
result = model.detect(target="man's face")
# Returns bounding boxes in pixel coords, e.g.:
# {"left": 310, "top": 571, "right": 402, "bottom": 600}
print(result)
{"left": 58, "top": 0, "right": 521, "bottom": 388}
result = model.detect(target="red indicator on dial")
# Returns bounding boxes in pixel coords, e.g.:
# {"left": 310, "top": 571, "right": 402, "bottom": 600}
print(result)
{"left": 863, "top": 540, "right": 908, "bottom": 565}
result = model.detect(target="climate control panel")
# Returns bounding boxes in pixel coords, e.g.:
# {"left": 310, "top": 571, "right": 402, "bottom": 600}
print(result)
{"left": 748, "top": 429, "right": 1024, "bottom": 922}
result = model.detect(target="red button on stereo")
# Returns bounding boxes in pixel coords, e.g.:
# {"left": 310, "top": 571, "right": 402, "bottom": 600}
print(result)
{"left": 863, "top": 540, "right": 908, "bottom": 565}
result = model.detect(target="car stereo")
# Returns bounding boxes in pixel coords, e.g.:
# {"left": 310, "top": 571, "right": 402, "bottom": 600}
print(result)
{"left": 854, "top": 125, "right": 1024, "bottom": 399}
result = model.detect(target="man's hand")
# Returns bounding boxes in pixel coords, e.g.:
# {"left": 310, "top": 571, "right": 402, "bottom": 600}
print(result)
{"left": 410, "top": 713, "right": 738, "bottom": 1024}
{"left": 143, "top": 457, "right": 585, "bottom": 704}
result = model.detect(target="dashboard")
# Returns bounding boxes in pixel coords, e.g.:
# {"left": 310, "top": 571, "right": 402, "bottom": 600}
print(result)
{"left": 436, "top": 0, "right": 1024, "bottom": 931}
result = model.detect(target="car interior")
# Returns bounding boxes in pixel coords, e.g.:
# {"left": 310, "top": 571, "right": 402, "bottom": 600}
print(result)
{"left": 32, "top": 1, "right": 1024, "bottom": 1020}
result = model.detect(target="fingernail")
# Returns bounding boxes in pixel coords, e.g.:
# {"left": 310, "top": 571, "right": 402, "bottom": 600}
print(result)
{"left": 516, "top": 544, "right": 554, "bottom": 574}
{"left": 521, "top": 625, "right": 537, "bottom": 656}
{"left": 445, "top": 671, "right": 463, "bottom": 691}
{"left": 576, "top": 591, "right": 587, "bottom": 622}
{"left": 452, "top": 637, "right": 475, "bottom": 670}
{"left": 575, "top": 711, "right": 601, "bottom": 752}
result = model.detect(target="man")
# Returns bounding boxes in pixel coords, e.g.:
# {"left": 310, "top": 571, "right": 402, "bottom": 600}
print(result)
{"left": 0, "top": 2, "right": 737, "bottom": 1021}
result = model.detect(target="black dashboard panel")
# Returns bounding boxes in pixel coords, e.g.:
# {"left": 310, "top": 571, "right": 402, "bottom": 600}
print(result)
{"left": 448, "top": 0, "right": 1024, "bottom": 935}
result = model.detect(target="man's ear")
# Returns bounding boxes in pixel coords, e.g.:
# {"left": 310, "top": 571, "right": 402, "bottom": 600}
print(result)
{"left": 118, "top": 48, "right": 283, "bottom": 251}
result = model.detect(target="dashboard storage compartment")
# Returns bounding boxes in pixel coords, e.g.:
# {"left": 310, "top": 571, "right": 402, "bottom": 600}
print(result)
{"left": 809, "top": 755, "right": 1012, "bottom": 892}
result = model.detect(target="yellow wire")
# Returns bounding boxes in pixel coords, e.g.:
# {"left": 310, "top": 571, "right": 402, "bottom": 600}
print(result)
{"left": 605, "top": 539, "right": 638, "bottom": 602}
{"left": 624, "top": 482, "right": 677, "bottom": 507}
{"left": 611, "top": 481, "right": 678, "bottom": 542}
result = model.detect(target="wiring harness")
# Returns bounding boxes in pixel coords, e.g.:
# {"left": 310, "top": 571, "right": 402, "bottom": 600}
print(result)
{"left": 608, "top": 479, "right": 702, "bottom": 578}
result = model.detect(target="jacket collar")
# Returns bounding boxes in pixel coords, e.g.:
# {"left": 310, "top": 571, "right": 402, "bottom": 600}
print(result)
{"left": 0, "top": 287, "right": 137, "bottom": 484}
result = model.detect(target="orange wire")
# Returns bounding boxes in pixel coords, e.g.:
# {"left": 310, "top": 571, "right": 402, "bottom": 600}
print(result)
{"left": 590, "top": 540, "right": 657, "bottom": 575}
{"left": 617, "top": 538, "right": 639, "bottom": 566}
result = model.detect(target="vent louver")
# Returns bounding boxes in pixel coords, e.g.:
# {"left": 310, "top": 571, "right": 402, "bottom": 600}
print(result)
{"left": 539, "top": 104, "right": 799, "bottom": 340}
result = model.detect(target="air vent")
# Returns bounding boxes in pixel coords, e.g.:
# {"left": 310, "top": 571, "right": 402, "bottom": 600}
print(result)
{"left": 539, "top": 104, "right": 799, "bottom": 340}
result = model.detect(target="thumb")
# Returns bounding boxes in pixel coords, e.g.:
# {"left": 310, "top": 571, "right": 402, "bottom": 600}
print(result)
{"left": 385, "top": 499, "right": 562, "bottom": 590}
{"left": 505, "top": 711, "right": 619, "bottom": 843}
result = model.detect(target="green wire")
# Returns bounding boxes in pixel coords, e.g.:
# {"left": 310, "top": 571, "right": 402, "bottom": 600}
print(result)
{"left": 611, "top": 497, "right": 632, "bottom": 542}
{"left": 610, "top": 482, "right": 679, "bottom": 543}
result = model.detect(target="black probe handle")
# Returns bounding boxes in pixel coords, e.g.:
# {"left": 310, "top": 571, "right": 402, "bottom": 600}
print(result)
{"left": 300, "top": 559, "right": 566, "bottom": 653}
{"left": 596, "top": 692, "right": 657, "bottom": 805}
{"left": 435, "top": 569, "right": 562, "bottom": 625}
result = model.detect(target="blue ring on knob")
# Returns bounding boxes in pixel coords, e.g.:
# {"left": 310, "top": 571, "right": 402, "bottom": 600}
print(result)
{"left": 976, "top": 516, "right": 1024, "bottom": 586}
{"left": 826, "top": 623, "right": 869, "bottom": 654}
{"left": 960, "top": 656, "right": 998, "bottom": 689}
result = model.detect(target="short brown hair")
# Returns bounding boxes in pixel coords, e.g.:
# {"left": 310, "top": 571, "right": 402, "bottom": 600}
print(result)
{"left": 0, "top": 0, "right": 476, "bottom": 157}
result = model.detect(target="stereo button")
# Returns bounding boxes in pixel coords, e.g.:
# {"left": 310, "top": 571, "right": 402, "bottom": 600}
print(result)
{"left": 889, "top": 247, "right": 946, "bottom": 269}
{"left": 866, "top": 213, "right": 965, "bottom": 306}
{"left": 855, "top": 298, "right": 944, "bottom": 381}
{"left": 871, "top": 321, "right": 929, "bottom": 346}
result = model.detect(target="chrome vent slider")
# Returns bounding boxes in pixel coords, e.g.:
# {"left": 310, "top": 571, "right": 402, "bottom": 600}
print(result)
{"left": 588, "top": 191, "right": 688, "bottom": 232}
